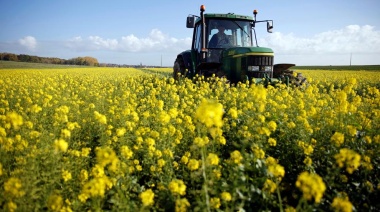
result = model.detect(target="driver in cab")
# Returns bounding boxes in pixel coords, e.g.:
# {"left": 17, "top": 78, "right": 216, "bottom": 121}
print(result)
{"left": 208, "top": 23, "right": 231, "bottom": 48}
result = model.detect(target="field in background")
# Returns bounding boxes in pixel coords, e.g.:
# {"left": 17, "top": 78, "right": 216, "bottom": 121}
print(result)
{"left": 1, "top": 62, "right": 379, "bottom": 211}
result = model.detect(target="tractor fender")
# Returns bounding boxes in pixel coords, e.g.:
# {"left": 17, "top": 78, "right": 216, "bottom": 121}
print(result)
{"left": 176, "top": 50, "right": 194, "bottom": 73}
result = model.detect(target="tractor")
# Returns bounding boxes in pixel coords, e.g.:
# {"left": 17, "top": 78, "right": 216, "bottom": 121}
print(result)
{"left": 173, "top": 5, "right": 306, "bottom": 86}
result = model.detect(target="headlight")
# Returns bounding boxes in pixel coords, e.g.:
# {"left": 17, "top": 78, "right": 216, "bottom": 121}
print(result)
{"left": 264, "top": 66, "right": 272, "bottom": 72}
{"left": 248, "top": 66, "right": 260, "bottom": 72}
{"left": 248, "top": 66, "right": 272, "bottom": 72}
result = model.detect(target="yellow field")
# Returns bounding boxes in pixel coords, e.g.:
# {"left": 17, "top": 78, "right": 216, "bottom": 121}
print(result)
{"left": 0, "top": 67, "right": 379, "bottom": 211}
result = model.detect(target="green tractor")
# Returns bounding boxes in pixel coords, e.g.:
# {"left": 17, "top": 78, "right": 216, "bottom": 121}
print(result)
{"left": 173, "top": 5, "right": 306, "bottom": 86}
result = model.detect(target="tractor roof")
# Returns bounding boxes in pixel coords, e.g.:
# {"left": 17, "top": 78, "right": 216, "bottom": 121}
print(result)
{"left": 204, "top": 13, "right": 253, "bottom": 21}
{"left": 194, "top": 13, "right": 253, "bottom": 24}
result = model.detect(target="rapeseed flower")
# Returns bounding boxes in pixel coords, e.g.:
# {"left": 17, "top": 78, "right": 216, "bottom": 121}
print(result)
{"left": 207, "top": 153, "right": 219, "bottom": 166}
{"left": 221, "top": 192, "right": 232, "bottom": 201}
{"left": 94, "top": 111, "right": 107, "bottom": 124}
{"left": 6, "top": 201, "right": 17, "bottom": 212}
{"left": 175, "top": 198, "right": 190, "bottom": 212}
{"left": 169, "top": 179, "right": 186, "bottom": 196}
{"left": 4, "top": 177, "right": 25, "bottom": 198}
{"left": 47, "top": 194, "right": 63, "bottom": 212}
{"left": 62, "top": 169, "right": 72, "bottom": 182}
{"left": 334, "top": 148, "right": 361, "bottom": 174}
{"left": 54, "top": 139, "right": 68, "bottom": 152}
{"left": 331, "top": 132, "right": 345, "bottom": 147}
{"left": 140, "top": 189, "right": 155, "bottom": 206}
{"left": 210, "top": 197, "right": 221, "bottom": 209}
{"left": 268, "top": 138, "right": 276, "bottom": 146}
{"left": 331, "top": 196, "right": 353, "bottom": 212}
{"left": 195, "top": 99, "right": 223, "bottom": 128}
{"left": 263, "top": 179, "right": 277, "bottom": 193}
{"left": 230, "top": 150, "right": 243, "bottom": 164}
{"left": 5, "top": 112, "right": 23, "bottom": 130}
{"left": 187, "top": 159, "right": 200, "bottom": 171}
{"left": 296, "top": 172, "right": 326, "bottom": 203}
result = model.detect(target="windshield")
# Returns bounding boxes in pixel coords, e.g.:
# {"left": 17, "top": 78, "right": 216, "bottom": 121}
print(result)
{"left": 207, "top": 19, "right": 252, "bottom": 48}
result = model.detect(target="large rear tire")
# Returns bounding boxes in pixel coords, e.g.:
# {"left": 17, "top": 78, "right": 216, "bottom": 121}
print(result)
{"left": 173, "top": 58, "right": 186, "bottom": 80}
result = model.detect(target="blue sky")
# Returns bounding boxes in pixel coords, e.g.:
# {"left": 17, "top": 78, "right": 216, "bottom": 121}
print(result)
{"left": 1, "top": 0, "right": 379, "bottom": 66}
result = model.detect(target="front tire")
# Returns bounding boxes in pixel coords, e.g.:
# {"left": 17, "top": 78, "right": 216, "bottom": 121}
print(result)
{"left": 173, "top": 58, "right": 186, "bottom": 80}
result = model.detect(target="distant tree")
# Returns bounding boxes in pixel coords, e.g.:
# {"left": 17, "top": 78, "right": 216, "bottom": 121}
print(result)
{"left": 1, "top": 52, "right": 99, "bottom": 66}
{"left": 1, "top": 53, "right": 18, "bottom": 61}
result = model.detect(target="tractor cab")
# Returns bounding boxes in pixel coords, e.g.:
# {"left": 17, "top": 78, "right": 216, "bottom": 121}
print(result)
{"left": 186, "top": 12, "right": 261, "bottom": 71}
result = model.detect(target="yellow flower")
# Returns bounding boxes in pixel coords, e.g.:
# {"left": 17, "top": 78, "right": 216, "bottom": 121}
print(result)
{"left": 4, "top": 177, "right": 25, "bottom": 198}
{"left": 168, "top": 179, "right": 187, "bottom": 196}
{"left": 96, "top": 147, "right": 119, "bottom": 168}
{"left": 6, "top": 112, "right": 23, "bottom": 130}
{"left": 79, "top": 176, "right": 113, "bottom": 202}
{"left": 116, "top": 127, "right": 126, "bottom": 137}
{"left": 206, "top": 153, "right": 219, "bottom": 166}
{"left": 251, "top": 146, "right": 265, "bottom": 159}
{"left": 228, "top": 107, "right": 238, "bottom": 119}
{"left": 193, "top": 136, "right": 209, "bottom": 147}
{"left": 175, "top": 198, "right": 190, "bottom": 212}
{"left": 267, "top": 163, "right": 285, "bottom": 179}
{"left": 140, "top": 189, "right": 155, "bottom": 206}
{"left": 346, "top": 125, "right": 357, "bottom": 137}
{"left": 187, "top": 159, "right": 200, "bottom": 171}
{"left": 304, "top": 157, "right": 313, "bottom": 166}
{"left": 47, "top": 194, "right": 63, "bottom": 212}
{"left": 295, "top": 172, "right": 326, "bottom": 203}
{"left": 6, "top": 201, "right": 17, "bottom": 212}
{"left": 331, "top": 196, "right": 353, "bottom": 212}
{"left": 0, "top": 163, "right": 3, "bottom": 176}
{"left": 230, "top": 150, "right": 243, "bottom": 164}
{"left": 94, "top": 111, "right": 107, "bottom": 124}
{"left": 61, "top": 129, "right": 71, "bottom": 138}
{"left": 195, "top": 99, "right": 224, "bottom": 128}
{"left": 268, "top": 121, "right": 277, "bottom": 132}
{"left": 81, "top": 148, "right": 91, "bottom": 157}
{"left": 157, "top": 159, "right": 166, "bottom": 168}
{"left": 181, "top": 155, "right": 189, "bottom": 164}
{"left": 54, "top": 139, "right": 68, "bottom": 152}
{"left": 80, "top": 170, "right": 88, "bottom": 182}
{"left": 268, "top": 138, "right": 277, "bottom": 146}
{"left": 121, "top": 146, "right": 133, "bottom": 159}
{"left": 62, "top": 169, "right": 72, "bottom": 182}
{"left": 263, "top": 179, "right": 277, "bottom": 193}
{"left": 210, "top": 197, "right": 221, "bottom": 209}
{"left": 221, "top": 191, "right": 232, "bottom": 201}
{"left": 331, "top": 132, "right": 345, "bottom": 147}
{"left": 159, "top": 111, "right": 171, "bottom": 124}
{"left": 30, "top": 104, "right": 42, "bottom": 113}
{"left": 334, "top": 148, "right": 361, "bottom": 174}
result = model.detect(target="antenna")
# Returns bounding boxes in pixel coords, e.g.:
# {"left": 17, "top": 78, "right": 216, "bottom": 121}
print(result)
{"left": 350, "top": 53, "right": 352, "bottom": 66}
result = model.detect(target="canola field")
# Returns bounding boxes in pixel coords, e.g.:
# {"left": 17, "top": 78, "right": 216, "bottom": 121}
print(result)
{"left": 0, "top": 65, "right": 379, "bottom": 211}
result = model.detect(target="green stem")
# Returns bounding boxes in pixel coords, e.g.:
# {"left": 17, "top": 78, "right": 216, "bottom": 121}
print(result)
{"left": 276, "top": 181, "right": 284, "bottom": 212}
{"left": 201, "top": 147, "right": 210, "bottom": 212}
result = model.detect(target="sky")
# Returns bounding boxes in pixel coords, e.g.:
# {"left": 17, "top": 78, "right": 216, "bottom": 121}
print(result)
{"left": 1, "top": 0, "right": 380, "bottom": 66}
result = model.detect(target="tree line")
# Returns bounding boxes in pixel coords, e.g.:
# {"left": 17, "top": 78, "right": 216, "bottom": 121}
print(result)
{"left": 0, "top": 52, "right": 99, "bottom": 66}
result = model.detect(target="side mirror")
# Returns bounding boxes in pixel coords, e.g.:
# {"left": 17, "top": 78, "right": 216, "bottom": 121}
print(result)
{"left": 267, "top": 21, "right": 273, "bottom": 33}
{"left": 186, "top": 16, "right": 197, "bottom": 28}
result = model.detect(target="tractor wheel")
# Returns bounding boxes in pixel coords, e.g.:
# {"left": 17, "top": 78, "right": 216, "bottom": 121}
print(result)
{"left": 173, "top": 58, "right": 186, "bottom": 80}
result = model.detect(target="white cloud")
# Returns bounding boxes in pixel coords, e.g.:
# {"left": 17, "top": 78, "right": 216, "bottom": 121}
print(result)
{"left": 260, "top": 25, "right": 380, "bottom": 55}
{"left": 66, "top": 29, "right": 191, "bottom": 53}
{"left": 18, "top": 36, "right": 37, "bottom": 51}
